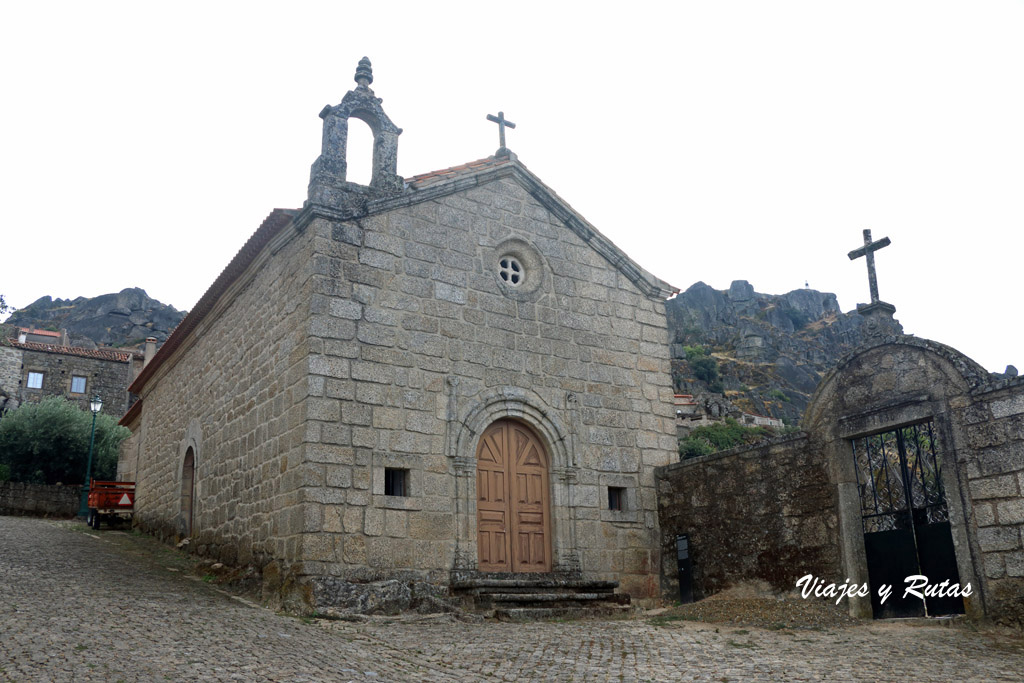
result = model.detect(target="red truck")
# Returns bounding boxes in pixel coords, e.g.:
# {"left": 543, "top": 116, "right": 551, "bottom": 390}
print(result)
{"left": 86, "top": 480, "right": 135, "bottom": 530}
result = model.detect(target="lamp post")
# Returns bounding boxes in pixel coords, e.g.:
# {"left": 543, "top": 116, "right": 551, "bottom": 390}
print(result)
{"left": 78, "top": 394, "right": 103, "bottom": 519}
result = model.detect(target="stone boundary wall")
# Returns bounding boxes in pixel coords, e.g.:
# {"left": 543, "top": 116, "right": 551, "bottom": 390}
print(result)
{"left": 963, "top": 380, "right": 1024, "bottom": 623}
{"left": 0, "top": 482, "right": 80, "bottom": 517}
{"left": 656, "top": 433, "right": 842, "bottom": 601}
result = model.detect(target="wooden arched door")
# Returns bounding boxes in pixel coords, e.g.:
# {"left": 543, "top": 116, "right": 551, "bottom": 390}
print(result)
{"left": 180, "top": 447, "right": 195, "bottom": 537}
{"left": 476, "top": 419, "right": 551, "bottom": 572}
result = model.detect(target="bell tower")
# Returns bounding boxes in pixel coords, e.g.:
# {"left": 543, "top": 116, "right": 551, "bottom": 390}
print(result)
{"left": 307, "top": 57, "right": 404, "bottom": 210}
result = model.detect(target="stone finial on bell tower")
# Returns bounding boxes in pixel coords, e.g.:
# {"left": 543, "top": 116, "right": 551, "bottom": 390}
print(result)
{"left": 354, "top": 56, "right": 373, "bottom": 87}
{"left": 307, "top": 57, "right": 404, "bottom": 210}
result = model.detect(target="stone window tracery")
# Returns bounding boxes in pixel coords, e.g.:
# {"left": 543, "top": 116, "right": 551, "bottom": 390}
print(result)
{"left": 498, "top": 256, "right": 524, "bottom": 286}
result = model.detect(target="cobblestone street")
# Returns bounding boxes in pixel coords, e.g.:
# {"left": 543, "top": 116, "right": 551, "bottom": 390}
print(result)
{"left": 2, "top": 515, "right": 1022, "bottom": 682}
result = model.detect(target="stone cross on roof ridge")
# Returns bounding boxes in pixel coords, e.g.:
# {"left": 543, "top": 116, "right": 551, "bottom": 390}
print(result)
{"left": 848, "top": 229, "right": 892, "bottom": 304}
{"left": 486, "top": 111, "right": 516, "bottom": 157}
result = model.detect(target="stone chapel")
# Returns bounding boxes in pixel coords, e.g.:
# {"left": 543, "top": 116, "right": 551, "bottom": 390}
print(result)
{"left": 121, "top": 59, "right": 679, "bottom": 612}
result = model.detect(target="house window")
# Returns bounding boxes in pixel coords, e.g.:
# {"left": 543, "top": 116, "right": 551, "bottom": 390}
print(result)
{"left": 71, "top": 376, "right": 87, "bottom": 394}
{"left": 384, "top": 468, "right": 409, "bottom": 497}
{"left": 26, "top": 372, "right": 44, "bottom": 389}
{"left": 608, "top": 486, "right": 626, "bottom": 511}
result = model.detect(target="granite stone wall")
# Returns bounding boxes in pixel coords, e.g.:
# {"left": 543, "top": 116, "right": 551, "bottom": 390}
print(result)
{"left": 0, "top": 482, "right": 80, "bottom": 517}
{"left": 132, "top": 216, "right": 315, "bottom": 575}
{"left": 656, "top": 434, "right": 841, "bottom": 600}
{"left": 298, "top": 174, "right": 677, "bottom": 602}
{"left": 962, "top": 380, "right": 1024, "bottom": 623}
{"left": 662, "top": 336, "right": 1023, "bottom": 623}
{"left": 128, "top": 168, "right": 677, "bottom": 609}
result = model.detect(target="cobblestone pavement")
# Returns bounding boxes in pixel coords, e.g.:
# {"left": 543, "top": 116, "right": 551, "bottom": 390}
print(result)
{"left": 2, "top": 515, "right": 1023, "bottom": 682}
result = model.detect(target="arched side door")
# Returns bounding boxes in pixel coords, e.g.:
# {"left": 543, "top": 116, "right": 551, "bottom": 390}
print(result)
{"left": 180, "top": 447, "right": 195, "bottom": 538}
{"left": 476, "top": 419, "right": 551, "bottom": 572}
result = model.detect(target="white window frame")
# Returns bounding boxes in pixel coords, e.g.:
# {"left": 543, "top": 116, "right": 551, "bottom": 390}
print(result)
{"left": 27, "top": 372, "right": 44, "bottom": 389}
{"left": 70, "top": 375, "right": 87, "bottom": 394}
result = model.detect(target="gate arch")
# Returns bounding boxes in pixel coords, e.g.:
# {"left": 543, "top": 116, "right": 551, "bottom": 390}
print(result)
{"left": 804, "top": 338, "right": 985, "bottom": 619}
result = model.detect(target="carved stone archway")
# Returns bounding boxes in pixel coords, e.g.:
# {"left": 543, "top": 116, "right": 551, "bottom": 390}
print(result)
{"left": 803, "top": 338, "right": 987, "bottom": 619}
{"left": 178, "top": 418, "right": 202, "bottom": 539}
{"left": 449, "top": 387, "right": 579, "bottom": 575}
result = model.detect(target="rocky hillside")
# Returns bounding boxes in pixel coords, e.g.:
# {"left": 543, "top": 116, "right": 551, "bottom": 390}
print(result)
{"left": 5, "top": 288, "right": 185, "bottom": 349}
{"left": 667, "top": 280, "right": 866, "bottom": 423}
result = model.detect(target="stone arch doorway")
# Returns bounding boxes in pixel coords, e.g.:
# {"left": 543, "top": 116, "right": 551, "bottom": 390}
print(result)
{"left": 180, "top": 447, "right": 195, "bottom": 538}
{"left": 803, "top": 338, "right": 986, "bottom": 620}
{"left": 475, "top": 419, "right": 552, "bottom": 572}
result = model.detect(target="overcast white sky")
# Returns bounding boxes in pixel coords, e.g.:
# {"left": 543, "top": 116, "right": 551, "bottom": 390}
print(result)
{"left": 1, "top": 1, "right": 1021, "bottom": 372}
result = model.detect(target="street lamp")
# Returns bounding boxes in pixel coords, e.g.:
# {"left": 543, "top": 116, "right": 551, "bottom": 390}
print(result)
{"left": 78, "top": 394, "right": 104, "bottom": 518}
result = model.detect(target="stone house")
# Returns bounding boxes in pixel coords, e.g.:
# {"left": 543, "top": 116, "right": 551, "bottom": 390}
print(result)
{"left": 658, "top": 304, "right": 1024, "bottom": 624}
{"left": 122, "top": 59, "right": 679, "bottom": 611}
{"left": 0, "top": 330, "right": 142, "bottom": 419}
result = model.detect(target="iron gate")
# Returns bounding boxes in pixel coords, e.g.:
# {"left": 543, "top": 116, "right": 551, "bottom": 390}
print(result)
{"left": 852, "top": 420, "right": 965, "bottom": 618}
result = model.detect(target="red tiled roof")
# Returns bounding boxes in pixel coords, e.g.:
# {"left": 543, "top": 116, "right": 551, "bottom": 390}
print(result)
{"left": 20, "top": 327, "right": 61, "bottom": 338}
{"left": 406, "top": 156, "right": 512, "bottom": 189}
{"left": 6, "top": 340, "right": 136, "bottom": 363}
{"left": 129, "top": 208, "right": 299, "bottom": 394}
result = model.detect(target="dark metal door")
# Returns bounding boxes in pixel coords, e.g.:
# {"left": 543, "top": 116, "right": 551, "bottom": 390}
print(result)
{"left": 852, "top": 421, "right": 964, "bottom": 618}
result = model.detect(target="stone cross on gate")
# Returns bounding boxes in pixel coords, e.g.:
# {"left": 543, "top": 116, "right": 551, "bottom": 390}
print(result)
{"left": 486, "top": 111, "right": 516, "bottom": 153}
{"left": 848, "top": 229, "right": 892, "bottom": 304}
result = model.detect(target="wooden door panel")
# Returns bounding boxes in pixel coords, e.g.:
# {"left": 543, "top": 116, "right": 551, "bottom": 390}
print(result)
{"left": 476, "top": 419, "right": 551, "bottom": 573}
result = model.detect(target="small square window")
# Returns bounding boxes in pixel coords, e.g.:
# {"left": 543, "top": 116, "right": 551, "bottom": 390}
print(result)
{"left": 71, "top": 376, "right": 86, "bottom": 394}
{"left": 27, "top": 372, "right": 43, "bottom": 389}
{"left": 608, "top": 486, "right": 626, "bottom": 512}
{"left": 384, "top": 468, "right": 409, "bottom": 497}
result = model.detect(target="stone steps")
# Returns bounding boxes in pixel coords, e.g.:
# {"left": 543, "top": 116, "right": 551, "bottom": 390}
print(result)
{"left": 451, "top": 573, "right": 631, "bottom": 620}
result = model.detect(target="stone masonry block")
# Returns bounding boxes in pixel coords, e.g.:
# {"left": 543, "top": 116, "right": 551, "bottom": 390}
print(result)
{"left": 351, "top": 362, "right": 394, "bottom": 384}
{"left": 326, "top": 465, "right": 352, "bottom": 489}
{"left": 309, "top": 355, "right": 350, "bottom": 378}
{"left": 306, "top": 398, "right": 340, "bottom": 422}
{"left": 342, "top": 506, "right": 363, "bottom": 534}
{"left": 1006, "top": 551, "right": 1024, "bottom": 578}
{"left": 974, "top": 502, "right": 996, "bottom": 527}
{"left": 435, "top": 282, "right": 465, "bottom": 305}
{"left": 970, "top": 475, "right": 1021, "bottom": 500}
{"left": 364, "top": 507, "right": 384, "bottom": 536}
{"left": 984, "top": 553, "right": 1005, "bottom": 579}
{"left": 978, "top": 527, "right": 1021, "bottom": 553}
{"left": 997, "top": 499, "right": 1024, "bottom": 525}
{"left": 385, "top": 509, "right": 408, "bottom": 537}
{"left": 331, "top": 299, "right": 364, "bottom": 321}
{"left": 992, "top": 395, "right": 1024, "bottom": 420}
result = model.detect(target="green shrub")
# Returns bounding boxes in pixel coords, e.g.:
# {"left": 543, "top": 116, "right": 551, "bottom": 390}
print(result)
{"left": 691, "top": 357, "right": 719, "bottom": 384}
{"left": 682, "top": 345, "right": 707, "bottom": 360}
{"left": 679, "top": 438, "right": 715, "bottom": 459}
{"left": 679, "top": 418, "right": 773, "bottom": 459}
{"left": 0, "top": 397, "right": 129, "bottom": 485}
